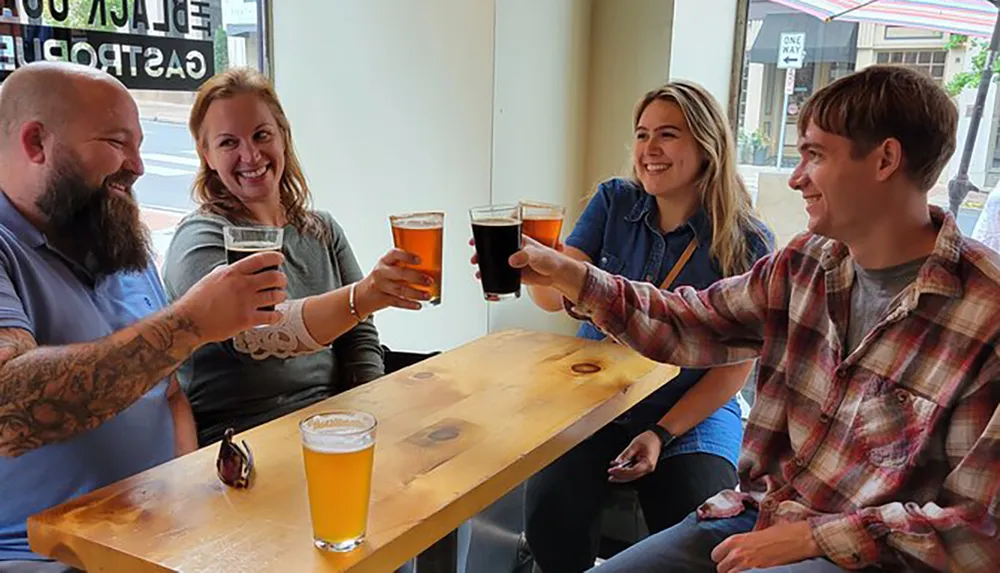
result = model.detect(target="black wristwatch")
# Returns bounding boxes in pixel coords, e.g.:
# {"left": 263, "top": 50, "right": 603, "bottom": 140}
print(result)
{"left": 647, "top": 424, "right": 677, "bottom": 455}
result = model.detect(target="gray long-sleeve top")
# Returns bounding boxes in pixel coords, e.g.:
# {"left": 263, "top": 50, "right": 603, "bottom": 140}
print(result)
{"left": 161, "top": 211, "right": 384, "bottom": 446}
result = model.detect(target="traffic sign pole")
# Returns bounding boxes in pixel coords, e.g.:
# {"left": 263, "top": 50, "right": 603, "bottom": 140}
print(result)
{"left": 777, "top": 69, "right": 792, "bottom": 168}
{"left": 775, "top": 32, "right": 805, "bottom": 169}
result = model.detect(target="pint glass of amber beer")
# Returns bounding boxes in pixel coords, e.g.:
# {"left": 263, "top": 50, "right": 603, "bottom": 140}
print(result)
{"left": 519, "top": 201, "right": 565, "bottom": 248}
{"left": 390, "top": 211, "right": 444, "bottom": 306}
{"left": 300, "top": 410, "right": 377, "bottom": 552}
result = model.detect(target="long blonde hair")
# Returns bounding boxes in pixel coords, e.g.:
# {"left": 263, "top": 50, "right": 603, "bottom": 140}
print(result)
{"left": 632, "top": 81, "right": 765, "bottom": 277}
{"left": 188, "top": 67, "right": 328, "bottom": 242}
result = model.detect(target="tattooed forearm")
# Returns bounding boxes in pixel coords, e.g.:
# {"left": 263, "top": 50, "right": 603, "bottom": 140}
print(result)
{"left": 0, "top": 309, "right": 203, "bottom": 457}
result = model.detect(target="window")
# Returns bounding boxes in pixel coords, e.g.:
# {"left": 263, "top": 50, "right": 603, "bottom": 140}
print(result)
{"left": 883, "top": 26, "right": 944, "bottom": 40}
{"left": 875, "top": 50, "right": 947, "bottom": 85}
{"left": 737, "top": 0, "right": 986, "bottom": 247}
{"left": 0, "top": 0, "right": 268, "bottom": 268}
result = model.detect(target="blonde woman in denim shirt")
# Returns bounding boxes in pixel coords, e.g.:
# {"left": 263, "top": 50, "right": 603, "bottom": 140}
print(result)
{"left": 522, "top": 81, "right": 774, "bottom": 572}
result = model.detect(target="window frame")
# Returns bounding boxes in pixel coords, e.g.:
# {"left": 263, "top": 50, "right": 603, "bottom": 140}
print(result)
{"left": 260, "top": 0, "right": 274, "bottom": 78}
{"left": 728, "top": 0, "right": 752, "bottom": 131}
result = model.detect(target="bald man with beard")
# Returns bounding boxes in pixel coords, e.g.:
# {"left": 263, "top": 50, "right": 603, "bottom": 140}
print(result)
{"left": 0, "top": 62, "right": 289, "bottom": 571}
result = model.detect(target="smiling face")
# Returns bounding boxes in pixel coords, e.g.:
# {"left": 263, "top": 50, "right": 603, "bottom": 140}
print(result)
{"left": 632, "top": 98, "right": 704, "bottom": 200}
{"left": 788, "top": 120, "right": 890, "bottom": 241}
{"left": 198, "top": 92, "right": 285, "bottom": 208}
{"left": 35, "top": 80, "right": 151, "bottom": 273}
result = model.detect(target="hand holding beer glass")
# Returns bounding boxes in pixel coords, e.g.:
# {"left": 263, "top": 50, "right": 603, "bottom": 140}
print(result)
{"left": 300, "top": 410, "right": 377, "bottom": 553}
{"left": 223, "top": 225, "right": 284, "bottom": 314}
{"left": 389, "top": 212, "right": 444, "bottom": 307}
{"left": 470, "top": 204, "right": 523, "bottom": 301}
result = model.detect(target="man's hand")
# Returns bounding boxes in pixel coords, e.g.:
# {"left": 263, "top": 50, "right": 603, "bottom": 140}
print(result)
{"left": 711, "top": 521, "right": 823, "bottom": 573}
{"left": 608, "top": 430, "right": 661, "bottom": 483}
{"left": 175, "top": 251, "right": 288, "bottom": 343}
{"left": 470, "top": 235, "right": 589, "bottom": 302}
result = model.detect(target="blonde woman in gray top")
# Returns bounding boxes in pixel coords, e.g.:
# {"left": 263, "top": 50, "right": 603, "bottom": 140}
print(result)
{"left": 162, "top": 68, "right": 431, "bottom": 445}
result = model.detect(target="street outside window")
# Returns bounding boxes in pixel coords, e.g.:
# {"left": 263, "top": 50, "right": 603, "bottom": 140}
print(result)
{"left": 0, "top": 0, "right": 266, "bottom": 267}
{"left": 736, "top": 0, "right": 997, "bottom": 249}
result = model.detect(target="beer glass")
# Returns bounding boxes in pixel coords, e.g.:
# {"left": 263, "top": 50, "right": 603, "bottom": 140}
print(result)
{"left": 389, "top": 212, "right": 444, "bottom": 306}
{"left": 300, "top": 410, "right": 377, "bottom": 553}
{"left": 470, "top": 204, "right": 522, "bottom": 301}
{"left": 519, "top": 201, "right": 565, "bottom": 248}
{"left": 223, "top": 226, "right": 284, "bottom": 312}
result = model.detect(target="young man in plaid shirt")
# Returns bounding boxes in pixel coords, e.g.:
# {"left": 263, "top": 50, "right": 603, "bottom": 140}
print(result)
{"left": 506, "top": 66, "right": 1000, "bottom": 571}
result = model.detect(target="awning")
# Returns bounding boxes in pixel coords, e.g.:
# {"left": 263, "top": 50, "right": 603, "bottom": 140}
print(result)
{"left": 748, "top": 12, "right": 859, "bottom": 65}
{"left": 770, "top": 0, "right": 998, "bottom": 39}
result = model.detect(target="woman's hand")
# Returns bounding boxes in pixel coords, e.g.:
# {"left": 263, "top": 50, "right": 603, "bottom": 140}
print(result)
{"left": 607, "top": 430, "right": 662, "bottom": 483}
{"left": 355, "top": 248, "right": 434, "bottom": 315}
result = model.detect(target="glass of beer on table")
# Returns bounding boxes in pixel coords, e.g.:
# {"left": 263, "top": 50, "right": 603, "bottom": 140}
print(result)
{"left": 470, "top": 204, "right": 522, "bottom": 301}
{"left": 389, "top": 211, "right": 444, "bottom": 306}
{"left": 300, "top": 410, "right": 377, "bottom": 553}
{"left": 223, "top": 225, "right": 284, "bottom": 312}
{"left": 519, "top": 201, "right": 564, "bottom": 248}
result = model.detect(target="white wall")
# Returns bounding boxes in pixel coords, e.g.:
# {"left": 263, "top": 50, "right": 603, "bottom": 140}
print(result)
{"left": 272, "top": 0, "right": 495, "bottom": 353}
{"left": 669, "top": 0, "right": 739, "bottom": 106}
{"left": 584, "top": 0, "right": 674, "bottom": 196}
{"left": 271, "top": 0, "right": 746, "bottom": 352}
{"left": 489, "top": 0, "right": 589, "bottom": 336}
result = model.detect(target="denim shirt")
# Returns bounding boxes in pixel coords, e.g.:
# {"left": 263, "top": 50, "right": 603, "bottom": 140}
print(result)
{"left": 565, "top": 178, "right": 774, "bottom": 468}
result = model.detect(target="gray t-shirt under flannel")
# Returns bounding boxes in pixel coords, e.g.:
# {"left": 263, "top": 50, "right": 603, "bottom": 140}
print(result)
{"left": 846, "top": 256, "right": 926, "bottom": 354}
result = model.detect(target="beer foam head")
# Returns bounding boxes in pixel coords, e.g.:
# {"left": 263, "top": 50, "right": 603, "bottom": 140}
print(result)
{"left": 473, "top": 217, "right": 519, "bottom": 227}
{"left": 228, "top": 241, "right": 281, "bottom": 251}
{"left": 393, "top": 218, "right": 443, "bottom": 230}
{"left": 390, "top": 212, "right": 444, "bottom": 230}
{"left": 300, "top": 411, "right": 376, "bottom": 453}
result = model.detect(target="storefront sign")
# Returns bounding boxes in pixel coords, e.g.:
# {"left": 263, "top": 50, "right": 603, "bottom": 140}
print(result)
{"left": 0, "top": 0, "right": 216, "bottom": 90}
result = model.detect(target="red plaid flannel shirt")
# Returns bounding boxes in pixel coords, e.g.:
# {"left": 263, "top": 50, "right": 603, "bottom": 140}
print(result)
{"left": 570, "top": 207, "right": 1000, "bottom": 572}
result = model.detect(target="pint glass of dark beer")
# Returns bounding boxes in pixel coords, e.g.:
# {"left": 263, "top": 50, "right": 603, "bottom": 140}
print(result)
{"left": 223, "top": 226, "right": 284, "bottom": 312}
{"left": 470, "top": 204, "right": 522, "bottom": 301}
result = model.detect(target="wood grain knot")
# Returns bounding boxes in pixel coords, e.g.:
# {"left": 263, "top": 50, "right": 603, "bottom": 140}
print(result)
{"left": 412, "top": 371, "right": 435, "bottom": 380}
{"left": 428, "top": 427, "right": 460, "bottom": 442}
{"left": 571, "top": 362, "right": 602, "bottom": 374}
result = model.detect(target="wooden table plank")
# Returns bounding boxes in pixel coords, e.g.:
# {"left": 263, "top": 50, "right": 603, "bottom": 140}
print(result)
{"left": 28, "top": 329, "right": 678, "bottom": 572}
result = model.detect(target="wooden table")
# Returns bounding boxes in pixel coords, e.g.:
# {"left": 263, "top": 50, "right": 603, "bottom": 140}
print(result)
{"left": 28, "top": 329, "right": 678, "bottom": 572}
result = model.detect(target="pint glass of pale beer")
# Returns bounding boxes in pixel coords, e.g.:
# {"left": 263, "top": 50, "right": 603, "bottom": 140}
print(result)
{"left": 299, "top": 410, "right": 377, "bottom": 552}
{"left": 389, "top": 211, "right": 444, "bottom": 306}
{"left": 519, "top": 201, "right": 565, "bottom": 248}
{"left": 470, "top": 204, "right": 522, "bottom": 301}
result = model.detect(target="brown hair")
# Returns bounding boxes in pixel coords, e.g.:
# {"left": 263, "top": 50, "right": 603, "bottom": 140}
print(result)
{"left": 632, "top": 81, "right": 767, "bottom": 277}
{"left": 188, "top": 67, "right": 328, "bottom": 242}
{"left": 797, "top": 64, "right": 957, "bottom": 191}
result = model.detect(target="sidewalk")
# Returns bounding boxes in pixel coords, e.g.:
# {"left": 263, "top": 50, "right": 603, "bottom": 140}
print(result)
{"left": 137, "top": 100, "right": 192, "bottom": 125}
{"left": 141, "top": 207, "right": 186, "bottom": 270}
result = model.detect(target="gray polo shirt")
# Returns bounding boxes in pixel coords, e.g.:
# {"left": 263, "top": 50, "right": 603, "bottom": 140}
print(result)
{"left": 0, "top": 192, "right": 174, "bottom": 562}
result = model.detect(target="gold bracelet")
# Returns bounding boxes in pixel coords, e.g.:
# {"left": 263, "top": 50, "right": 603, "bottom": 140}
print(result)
{"left": 349, "top": 282, "right": 363, "bottom": 321}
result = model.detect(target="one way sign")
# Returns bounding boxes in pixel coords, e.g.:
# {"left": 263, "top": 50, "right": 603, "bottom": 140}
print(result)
{"left": 777, "top": 32, "right": 805, "bottom": 69}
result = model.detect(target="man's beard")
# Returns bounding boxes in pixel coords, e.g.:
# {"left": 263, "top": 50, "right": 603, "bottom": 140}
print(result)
{"left": 36, "top": 150, "right": 151, "bottom": 276}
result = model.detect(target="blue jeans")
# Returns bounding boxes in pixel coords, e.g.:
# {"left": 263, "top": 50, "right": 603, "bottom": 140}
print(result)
{"left": 593, "top": 510, "right": 853, "bottom": 572}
